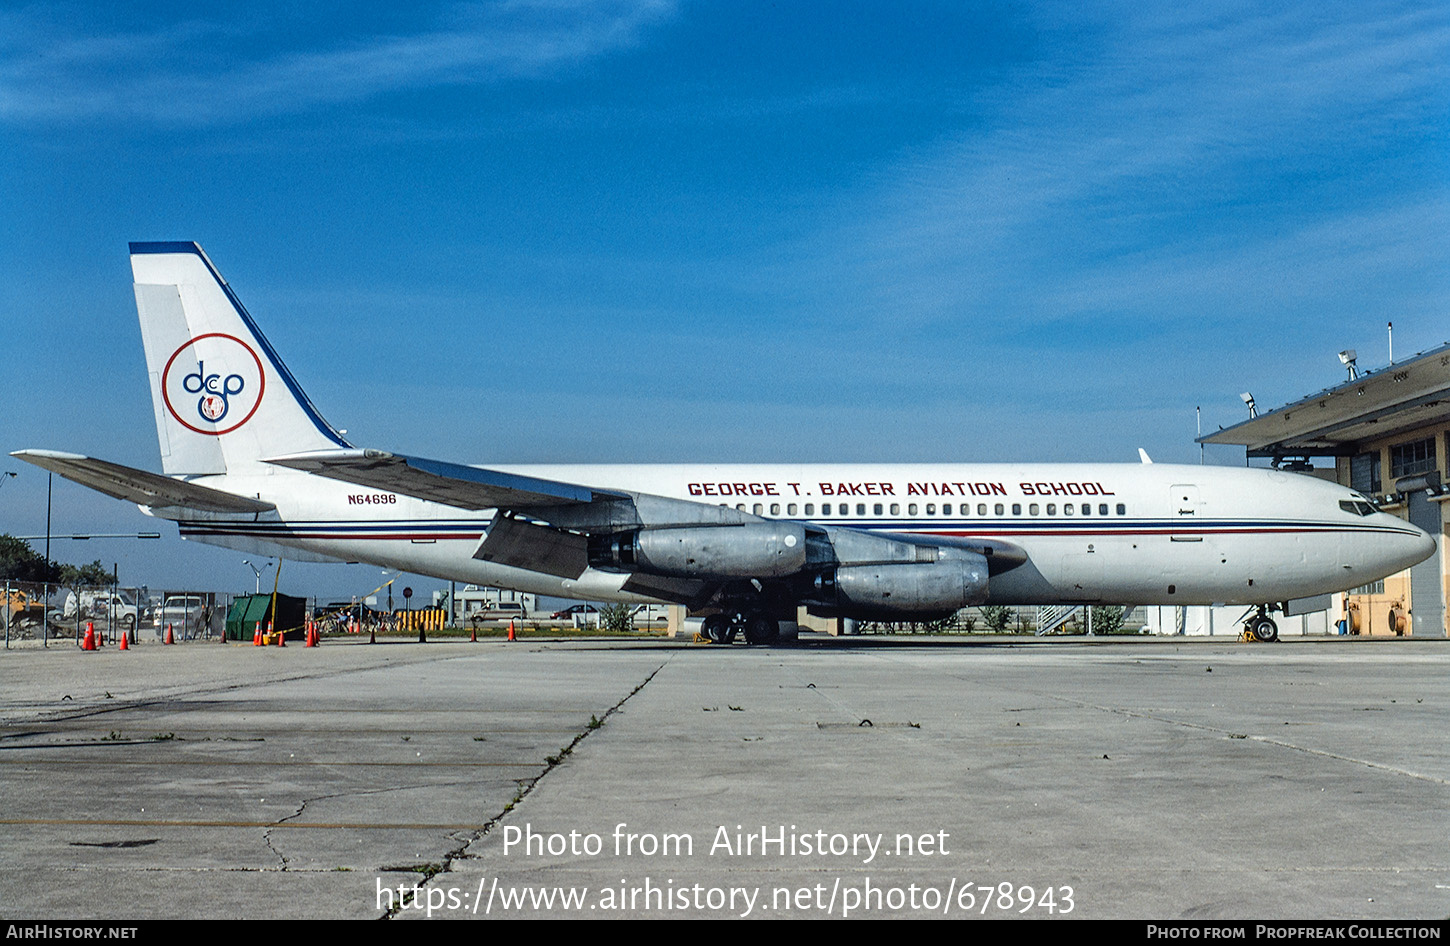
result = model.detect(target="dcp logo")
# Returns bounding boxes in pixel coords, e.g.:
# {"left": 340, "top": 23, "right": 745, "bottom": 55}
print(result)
{"left": 162, "top": 333, "right": 266, "bottom": 435}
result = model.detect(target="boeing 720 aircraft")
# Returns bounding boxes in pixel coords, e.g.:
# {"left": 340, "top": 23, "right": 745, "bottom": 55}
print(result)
{"left": 12, "top": 243, "right": 1435, "bottom": 643}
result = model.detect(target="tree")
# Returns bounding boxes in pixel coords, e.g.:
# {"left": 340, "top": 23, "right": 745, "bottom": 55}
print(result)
{"left": 57, "top": 560, "right": 114, "bottom": 587}
{"left": 598, "top": 603, "right": 635, "bottom": 634}
{"left": 1089, "top": 605, "right": 1129, "bottom": 635}
{"left": 978, "top": 605, "right": 1013, "bottom": 632}
{"left": 1, "top": 535, "right": 115, "bottom": 586}
{"left": 0, "top": 534, "right": 54, "bottom": 582}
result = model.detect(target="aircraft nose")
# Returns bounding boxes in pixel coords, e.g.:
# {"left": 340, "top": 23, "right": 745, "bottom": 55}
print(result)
{"left": 1389, "top": 520, "right": 1439, "bottom": 572}
{"left": 1409, "top": 524, "right": 1438, "bottom": 564}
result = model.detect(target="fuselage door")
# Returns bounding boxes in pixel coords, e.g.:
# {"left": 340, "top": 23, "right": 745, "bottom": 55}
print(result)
{"left": 1171, "top": 484, "right": 1201, "bottom": 517}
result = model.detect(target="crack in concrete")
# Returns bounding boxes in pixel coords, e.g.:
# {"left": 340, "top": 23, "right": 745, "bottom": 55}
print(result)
{"left": 1036, "top": 693, "right": 1450, "bottom": 787}
{"left": 1, "top": 650, "right": 484, "bottom": 728}
{"left": 860, "top": 649, "right": 1450, "bottom": 787}
{"left": 380, "top": 661, "right": 667, "bottom": 918}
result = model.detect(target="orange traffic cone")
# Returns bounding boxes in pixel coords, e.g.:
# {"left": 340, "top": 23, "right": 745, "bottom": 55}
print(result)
{"left": 305, "top": 620, "right": 316, "bottom": 647}
{"left": 507, "top": 619, "right": 516, "bottom": 642}
{"left": 470, "top": 627, "right": 477, "bottom": 643}
{"left": 118, "top": 628, "right": 129, "bottom": 651}
{"left": 82, "top": 621, "right": 96, "bottom": 651}
{"left": 164, "top": 623, "right": 175, "bottom": 645}
{"left": 274, "top": 621, "right": 285, "bottom": 647}
{"left": 253, "top": 621, "right": 263, "bottom": 646}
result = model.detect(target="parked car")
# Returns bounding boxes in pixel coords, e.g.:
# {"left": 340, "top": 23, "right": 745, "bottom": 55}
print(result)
{"left": 154, "top": 595, "right": 209, "bottom": 635}
{"left": 469, "top": 602, "right": 528, "bottom": 626}
{"left": 631, "top": 604, "right": 671, "bottom": 624}
{"left": 61, "top": 590, "right": 140, "bottom": 632}
{"left": 550, "top": 604, "right": 598, "bottom": 620}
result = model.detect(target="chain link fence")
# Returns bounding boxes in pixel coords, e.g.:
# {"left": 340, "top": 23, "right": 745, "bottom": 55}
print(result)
{"left": 2, "top": 580, "right": 241, "bottom": 647}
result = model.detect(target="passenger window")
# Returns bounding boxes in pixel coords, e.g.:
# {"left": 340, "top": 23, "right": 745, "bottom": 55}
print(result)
{"left": 770, "top": 503, "right": 780, "bottom": 515}
{"left": 856, "top": 504, "right": 866, "bottom": 516}
{"left": 1030, "top": 504, "right": 1040, "bottom": 515}
{"left": 1099, "top": 504, "right": 1108, "bottom": 515}
{"left": 1047, "top": 503, "right": 1056, "bottom": 515}
{"left": 1064, "top": 503, "right": 1074, "bottom": 515}
{"left": 889, "top": 503, "right": 899, "bottom": 515}
{"left": 1116, "top": 504, "right": 1126, "bottom": 515}
{"left": 1081, "top": 504, "right": 1090, "bottom": 515}
{"left": 908, "top": 503, "right": 918, "bottom": 515}
{"left": 995, "top": 504, "right": 1004, "bottom": 515}
{"left": 737, "top": 504, "right": 746, "bottom": 511}
{"left": 873, "top": 503, "right": 883, "bottom": 516}
{"left": 1012, "top": 503, "right": 1021, "bottom": 515}
{"left": 926, "top": 504, "right": 936, "bottom": 515}
{"left": 943, "top": 504, "right": 953, "bottom": 515}
{"left": 977, "top": 503, "right": 987, "bottom": 516}
{"left": 786, "top": 504, "right": 796, "bottom": 515}
{"left": 804, "top": 503, "right": 813, "bottom": 516}
{"left": 753, "top": 504, "right": 763, "bottom": 515}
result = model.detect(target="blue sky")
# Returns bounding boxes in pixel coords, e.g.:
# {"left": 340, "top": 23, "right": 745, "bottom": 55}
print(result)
{"left": 2, "top": 0, "right": 1447, "bottom": 600}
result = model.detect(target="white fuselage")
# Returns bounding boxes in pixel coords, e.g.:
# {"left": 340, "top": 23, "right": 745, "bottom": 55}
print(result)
{"left": 166, "top": 461, "right": 1433, "bottom": 608}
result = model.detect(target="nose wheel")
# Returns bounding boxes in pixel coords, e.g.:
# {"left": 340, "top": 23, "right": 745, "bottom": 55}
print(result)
{"left": 1246, "top": 607, "right": 1279, "bottom": 642}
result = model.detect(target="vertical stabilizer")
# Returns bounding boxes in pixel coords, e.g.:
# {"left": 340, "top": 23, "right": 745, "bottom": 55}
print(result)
{"left": 130, "top": 242, "right": 350, "bottom": 475}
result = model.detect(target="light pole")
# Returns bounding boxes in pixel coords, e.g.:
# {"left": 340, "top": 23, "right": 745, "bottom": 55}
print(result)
{"left": 242, "top": 560, "right": 273, "bottom": 595}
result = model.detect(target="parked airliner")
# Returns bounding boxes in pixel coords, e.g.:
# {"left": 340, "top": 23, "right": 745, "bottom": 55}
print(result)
{"left": 12, "top": 243, "right": 1435, "bottom": 643}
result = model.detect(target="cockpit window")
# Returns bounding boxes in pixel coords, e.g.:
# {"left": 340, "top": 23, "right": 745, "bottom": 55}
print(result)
{"left": 1339, "top": 500, "right": 1376, "bottom": 517}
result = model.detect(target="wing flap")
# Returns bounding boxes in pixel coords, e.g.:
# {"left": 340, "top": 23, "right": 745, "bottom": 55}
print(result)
{"left": 11, "top": 450, "right": 275, "bottom": 514}
{"left": 265, "top": 449, "right": 627, "bottom": 511}
{"left": 473, "top": 513, "right": 589, "bottom": 580}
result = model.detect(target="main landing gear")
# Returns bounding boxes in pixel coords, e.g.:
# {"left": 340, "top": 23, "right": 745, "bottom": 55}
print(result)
{"left": 1245, "top": 605, "right": 1279, "bottom": 643}
{"left": 701, "top": 610, "right": 780, "bottom": 646}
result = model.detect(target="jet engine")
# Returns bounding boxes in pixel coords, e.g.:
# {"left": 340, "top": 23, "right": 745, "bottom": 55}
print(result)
{"left": 805, "top": 553, "right": 990, "bottom": 618}
{"left": 588, "top": 523, "right": 808, "bottom": 578}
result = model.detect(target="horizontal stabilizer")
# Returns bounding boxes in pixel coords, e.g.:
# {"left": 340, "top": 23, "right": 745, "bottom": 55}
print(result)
{"left": 11, "top": 450, "right": 275, "bottom": 514}
{"left": 264, "top": 449, "right": 628, "bottom": 511}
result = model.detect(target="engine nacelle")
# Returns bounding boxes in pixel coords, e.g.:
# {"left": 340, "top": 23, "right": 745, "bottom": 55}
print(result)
{"left": 588, "top": 523, "right": 808, "bottom": 578}
{"left": 808, "top": 555, "right": 989, "bottom": 617}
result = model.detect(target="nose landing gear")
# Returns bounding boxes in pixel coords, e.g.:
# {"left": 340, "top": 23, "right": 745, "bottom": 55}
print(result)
{"left": 1244, "top": 605, "right": 1279, "bottom": 642}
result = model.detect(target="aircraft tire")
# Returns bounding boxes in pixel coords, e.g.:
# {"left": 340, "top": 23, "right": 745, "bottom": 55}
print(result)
{"left": 744, "top": 615, "right": 778, "bottom": 646}
{"left": 703, "top": 614, "right": 732, "bottom": 645}
{"left": 1251, "top": 617, "right": 1278, "bottom": 643}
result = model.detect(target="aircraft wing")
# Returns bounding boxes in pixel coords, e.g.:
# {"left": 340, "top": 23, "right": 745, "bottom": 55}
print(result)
{"left": 10, "top": 450, "right": 276, "bottom": 514}
{"left": 264, "top": 449, "right": 630, "bottom": 511}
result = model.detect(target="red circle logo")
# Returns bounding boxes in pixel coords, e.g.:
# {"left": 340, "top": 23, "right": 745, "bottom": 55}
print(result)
{"left": 162, "top": 334, "right": 266, "bottom": 436}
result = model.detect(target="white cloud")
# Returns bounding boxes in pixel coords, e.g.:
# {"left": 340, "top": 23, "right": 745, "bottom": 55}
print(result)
{"left": 0, "top": 0, "right": 677, "bottom": 123}
{"left": 796, "top": 1, "right": 1450, "bottom": 328}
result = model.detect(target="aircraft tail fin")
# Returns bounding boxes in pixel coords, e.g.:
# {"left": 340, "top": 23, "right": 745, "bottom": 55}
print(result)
{"left": 130, "top": 242, "right": 350, "bottom": 475}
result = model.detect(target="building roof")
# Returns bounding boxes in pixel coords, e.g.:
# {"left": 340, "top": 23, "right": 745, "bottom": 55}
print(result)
{"left": 1199, "top": 341, "right": 1450, "bottom": 458}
